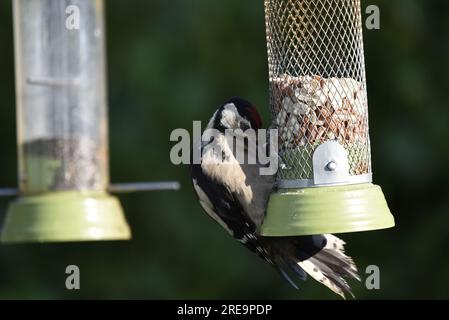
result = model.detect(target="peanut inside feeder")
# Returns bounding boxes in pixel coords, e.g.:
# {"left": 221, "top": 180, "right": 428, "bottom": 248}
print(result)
{"left": 260, "top": 0, "right": 395, "bottom": 236}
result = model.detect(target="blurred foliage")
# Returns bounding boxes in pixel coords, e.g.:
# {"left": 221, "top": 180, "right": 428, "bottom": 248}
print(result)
{"left": 0, "top": 0, "right": 448, "bottom": 299}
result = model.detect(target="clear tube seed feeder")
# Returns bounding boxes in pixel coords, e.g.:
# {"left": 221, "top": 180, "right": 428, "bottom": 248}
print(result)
{"left": 1, "top": 0, "right": 179, "bottom": 243}
{"left": 260, "top": 0, "right": 395, "bottom": 236}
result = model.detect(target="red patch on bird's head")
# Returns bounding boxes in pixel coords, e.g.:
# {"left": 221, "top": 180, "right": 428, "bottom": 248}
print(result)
{"left": 247, "top": 106, "right": 263, "bottom": 129}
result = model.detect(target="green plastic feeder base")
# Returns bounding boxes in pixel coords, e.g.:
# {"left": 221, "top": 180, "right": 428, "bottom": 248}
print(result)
{"left": 260, "top": 183, "right": 395, "bottom": 237}
{"left": 1, "top": 192, "right": 131, "bottom": 244}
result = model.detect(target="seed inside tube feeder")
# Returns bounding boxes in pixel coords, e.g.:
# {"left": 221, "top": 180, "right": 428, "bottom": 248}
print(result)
{"left": 22, "top": 137, "right": 105, "bottom": 193}
{"left": 271, "top": 75, "right": 369, "bottom": 177}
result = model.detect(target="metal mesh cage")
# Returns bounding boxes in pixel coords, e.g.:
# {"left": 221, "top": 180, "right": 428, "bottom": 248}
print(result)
{"left": 265, "top": 0, "right": 372, "bottom": 185}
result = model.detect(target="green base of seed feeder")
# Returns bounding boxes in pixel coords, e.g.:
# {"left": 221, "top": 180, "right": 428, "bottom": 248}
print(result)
{"left": 1, "top": 192, "right": 130, "bottom": 244}
{"left": 260, "top": 183, "right": 395, "bottom": 237}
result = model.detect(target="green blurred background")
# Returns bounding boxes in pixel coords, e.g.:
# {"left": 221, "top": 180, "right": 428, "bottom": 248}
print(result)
{"left": 0, "top": 0, "right": 448, "bottom": 299}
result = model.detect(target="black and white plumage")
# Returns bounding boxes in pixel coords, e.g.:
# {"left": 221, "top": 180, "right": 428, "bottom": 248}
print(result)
{"left": 190, "top": 97, "right": 360, "bottom": 298}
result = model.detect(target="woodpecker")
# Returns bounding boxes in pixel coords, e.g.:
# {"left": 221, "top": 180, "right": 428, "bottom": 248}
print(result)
{"left": 190, "top": 97, "right": 360, "bottom": 298}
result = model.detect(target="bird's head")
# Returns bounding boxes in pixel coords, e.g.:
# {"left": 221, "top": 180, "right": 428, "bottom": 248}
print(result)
{"left": 210, "top": 97, "right": 263, "bottom": 133}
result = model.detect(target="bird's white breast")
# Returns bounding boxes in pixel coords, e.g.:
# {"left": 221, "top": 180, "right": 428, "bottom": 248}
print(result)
{"left": 201, "top": 134, "right": 274, "bottom": 229}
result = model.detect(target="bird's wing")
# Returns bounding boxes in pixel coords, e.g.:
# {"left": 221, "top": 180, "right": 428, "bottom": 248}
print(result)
{"left": 191, "top": 163, "right": 256, "bottom": 237}
{"left": 190, "top": 164, "right": 272, "bottom": 261}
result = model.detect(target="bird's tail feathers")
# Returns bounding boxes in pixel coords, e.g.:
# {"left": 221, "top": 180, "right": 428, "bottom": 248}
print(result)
{"left": 273, "top": 234, "right": 360, "bottom": 299}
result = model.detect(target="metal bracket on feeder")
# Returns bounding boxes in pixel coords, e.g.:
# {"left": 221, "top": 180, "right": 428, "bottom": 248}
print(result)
{"left": 313, "top": 141, "right": 350, "bottom": 186}
{"left": 0, "top": 0, "right": 180, "bottom": 244}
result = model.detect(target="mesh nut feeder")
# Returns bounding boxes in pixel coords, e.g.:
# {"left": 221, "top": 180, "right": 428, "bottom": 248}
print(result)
{"left": 0, "top": 0, "right": 179, "bottom": 244}
{"left": 260, "top": 0, "right": 395, "bottom": 236}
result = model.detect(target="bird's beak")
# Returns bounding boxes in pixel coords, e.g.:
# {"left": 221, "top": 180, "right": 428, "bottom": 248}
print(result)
{"left": 240, "top": 122, "right": 251, "bottom": 132}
